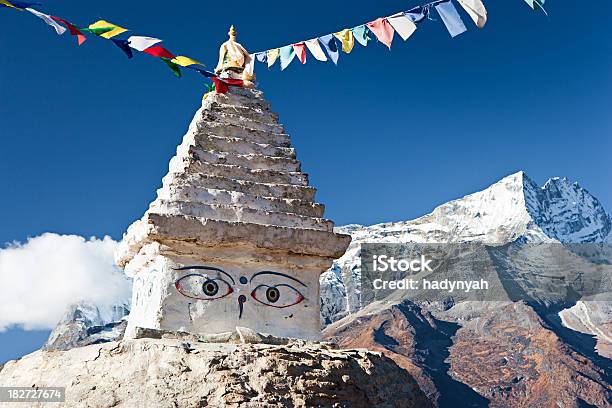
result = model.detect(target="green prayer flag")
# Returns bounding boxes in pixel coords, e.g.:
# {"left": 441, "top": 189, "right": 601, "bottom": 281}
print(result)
{"left": 161, "top": 58, "right": 182, "bottom": 78}
{"left": 81, "top": 26, "right": 115, "bottom": 36}
{"left": 352, "top": 25, "right": 371, "bottom": 47}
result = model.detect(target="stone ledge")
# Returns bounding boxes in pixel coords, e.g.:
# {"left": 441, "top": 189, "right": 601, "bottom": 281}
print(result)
{"left": 196, "top": 121, "right": 291, "bottom": 147}
{"left": 132, "top": 326, "right": 331, "bottom": 346}
{"left": 160, "top": 173, "right": 317, "bottom": 202}
{"left": 147, "top": 200, "right": 332, "bottom": 231}
{"left": 153, "top": 187, "right": 325, "bottom": 218}
{"left": 170, "top": 159, "right": 309, "bottom": 186}
{"left": 116, "top": 214, "right": 351, "bottom": 267}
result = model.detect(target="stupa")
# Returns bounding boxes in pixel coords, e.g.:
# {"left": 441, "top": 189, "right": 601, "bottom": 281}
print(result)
{"left": 115, "top": 27, "right": 351, "bottom": 341}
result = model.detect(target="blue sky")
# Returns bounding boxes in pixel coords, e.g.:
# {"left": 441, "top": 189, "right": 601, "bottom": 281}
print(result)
{"left": 0, "top": 0, "right": 610, "bottom": 362}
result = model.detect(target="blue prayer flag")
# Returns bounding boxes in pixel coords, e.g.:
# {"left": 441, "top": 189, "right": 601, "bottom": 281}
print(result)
{"left": 404, "top": 6, "right": 428, "bottom": 23}
{"left": 255, "top": 52, "right": 267, "bottom": 63}
{"left": 435, "top": 1, "right": 467, "bottom": 38}
{"left": 188, "top": 66, "right": 216, "bottom": 78}
{"left": 111, "top": 39, "right": 133, "bottom": 59}
{"left": 279, "top": 45, "right": 295, "bottom": 70}
{"left": 318, "top": 34, "right": 339, "bottom": 65}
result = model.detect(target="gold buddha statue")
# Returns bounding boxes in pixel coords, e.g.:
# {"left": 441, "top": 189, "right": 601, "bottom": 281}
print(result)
{"left": 215, "top": 25, "right": 254, "bottom": 85}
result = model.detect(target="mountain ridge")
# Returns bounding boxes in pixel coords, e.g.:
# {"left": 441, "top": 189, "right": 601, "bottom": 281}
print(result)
{"left": 321, "top": 171, "right": 612, "bottom": 326}
{"left": 320, "top": 170, "right": 612, "bottom": 407}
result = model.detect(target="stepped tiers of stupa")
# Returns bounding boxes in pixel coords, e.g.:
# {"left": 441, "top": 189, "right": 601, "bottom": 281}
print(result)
{"left": 115, "top": 86, "right": 351, "bottom": 340}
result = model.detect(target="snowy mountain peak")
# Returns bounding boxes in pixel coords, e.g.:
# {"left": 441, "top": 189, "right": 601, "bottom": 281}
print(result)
{"left": 336, "top": 171, "right": 610, "bottom": 246}
{"left": 320, "top": 171, "right": 611, "bottom": 324}
{"left": 524, "top": 174, "right": 611, "bottom": 243}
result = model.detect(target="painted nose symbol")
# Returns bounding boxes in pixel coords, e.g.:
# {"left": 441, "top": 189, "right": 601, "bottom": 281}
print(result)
{"left": 238, "top": 295, "right": 246, "bottom": 319}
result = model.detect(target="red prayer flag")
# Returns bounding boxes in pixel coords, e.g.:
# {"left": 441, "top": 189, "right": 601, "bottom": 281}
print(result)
{"left": 367, "top": 18, "right": 394, "bottom": 49}
{"left": 211, "top": 77, "right": 245, "bottom": 94}
{"left": 142, "top": 45, "right": 175, "bottom": 59}
{"left": 292, "top": 42, "right": 307, "bottom": 64}
{"left": 51, "top": 16, "right": 86, "bottom": 45}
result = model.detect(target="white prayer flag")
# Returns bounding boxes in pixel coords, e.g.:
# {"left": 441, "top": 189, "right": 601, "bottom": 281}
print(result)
{"left": 127, "top": 36, "right": 163, "bottom": 52}
{"left": 26, "top": 8, "right": 66, "bottom": 35}
{"left": 387, "top": 13, "right": 417, "bottom": 41}
{"left": 245, "top": 54, "right": 255, "bottom": 77}
{"left": 304, "top": 39, "right": 328, "bottom": 62}
{"left": 457, "top": 0, "right": 487, "bottom": 28}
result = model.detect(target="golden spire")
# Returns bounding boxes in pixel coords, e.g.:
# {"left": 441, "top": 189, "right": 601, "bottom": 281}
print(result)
{"left": 229, "top": 25, "right": 237, "bottom": 41}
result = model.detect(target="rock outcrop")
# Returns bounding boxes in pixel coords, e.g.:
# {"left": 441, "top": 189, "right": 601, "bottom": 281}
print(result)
{"left": 0, "top": 338, "right": 430, "bottom": 408}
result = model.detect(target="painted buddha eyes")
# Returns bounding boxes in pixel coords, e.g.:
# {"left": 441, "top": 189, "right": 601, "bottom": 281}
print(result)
{"left": 250, "top": 284, "right": 305, "bottom": 308}
{"left": 175, "top": 274, "right": 234, "bottom": 300}
{"left": 174, "top": 267, "right": 307, "bottom": 309}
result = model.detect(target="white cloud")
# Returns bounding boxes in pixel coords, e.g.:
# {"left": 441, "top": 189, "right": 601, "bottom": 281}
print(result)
{"left": 0, "top": 233, "right": 131, "bottom": 331}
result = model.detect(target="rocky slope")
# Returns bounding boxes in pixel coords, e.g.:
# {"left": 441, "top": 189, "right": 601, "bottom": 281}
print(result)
{"left": 324, "top": 300, "right": 611, "bottom": 407}
{"left": 0, "top": 337, "right": 430, "bottom": 408}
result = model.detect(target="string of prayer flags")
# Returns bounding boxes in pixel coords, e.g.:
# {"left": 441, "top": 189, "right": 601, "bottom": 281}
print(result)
{"left": 334, "top": 29, "right": 355, "bottom": 54}
{"left": 127, "top": 36, "right": 162, "bottom": 51}
{"left": 25, "top": 8, "right": 66, "bottom": 35}
{"left": 279, "top": 45, "right": 295, "bottom": 70}
{"left": 161, "top": 58, "right": 181, "bottom": 78}
{"left": 318, "top": 34, "right": 339, "bottom": 65}
{"left": 88, "top": 20, "right": 127, "bottom": 39}
{"left": 367, "top": 18, "right": 394, "bottom": 49}
{"left": 267, "top": 48, "right": 280, "bottom": 68}
{"left": 111, "top": 39, "right": 133, "bottom": 58}
{"left": 51, "top": 16, "right": 87, "bottom": 45}
{"left": 142, "top": 45, "right": 175, "bottom": 59}
{"left": 1, "top": 0, "right": 550, "bottom": 87}
{"left": 304, "top": 39, "right": 327, "bottom": 61}
{"left": 171, "top": 56, "right": 203, "bottom": 67}
{"left": 387, "top": 13, "right": 417, "bottom": 41}
{"left": 435, "top": 1, "right": 467, "bottom": 37}
{"left": 352, "top": 25, "right": 371, "bottom": 47}
{"left": 457, "top": 0, "right": 487, "bottom": 28}
{"left": 292, "top": 43, "right": 307, "bottom": 64}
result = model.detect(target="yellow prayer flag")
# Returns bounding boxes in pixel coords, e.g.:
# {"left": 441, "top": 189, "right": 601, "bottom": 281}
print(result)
{"left": 171, "top": 56, "right": 203, "bottom": 67}
{"left": 267, "top": 48, "right": 280, "bottom": 68}
{"left": 89, "top": 20, "right": 128, "bottom": 39}
{"left": 0, "top": 0, "right": 17, "bottom": 8}
{"left": 333, "top": 29, "right": 355, "bottom": 54}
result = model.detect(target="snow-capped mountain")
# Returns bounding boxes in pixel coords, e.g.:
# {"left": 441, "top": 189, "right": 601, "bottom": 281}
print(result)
{"left": 320, "top": 171, "right": 611, "bottom": 406}
{"left": 320, "top": 171, "right": 612, "bottom": 325}
{"left": 44, "top": 301, "right": 130, "bottom": 351}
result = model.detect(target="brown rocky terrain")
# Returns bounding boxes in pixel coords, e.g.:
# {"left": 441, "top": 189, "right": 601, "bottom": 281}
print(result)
{"left": 0, "top": 337, "right": 431, "bottom": 408}
{"left": 324, "top": 300, "right": 611, "bottom": 407}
